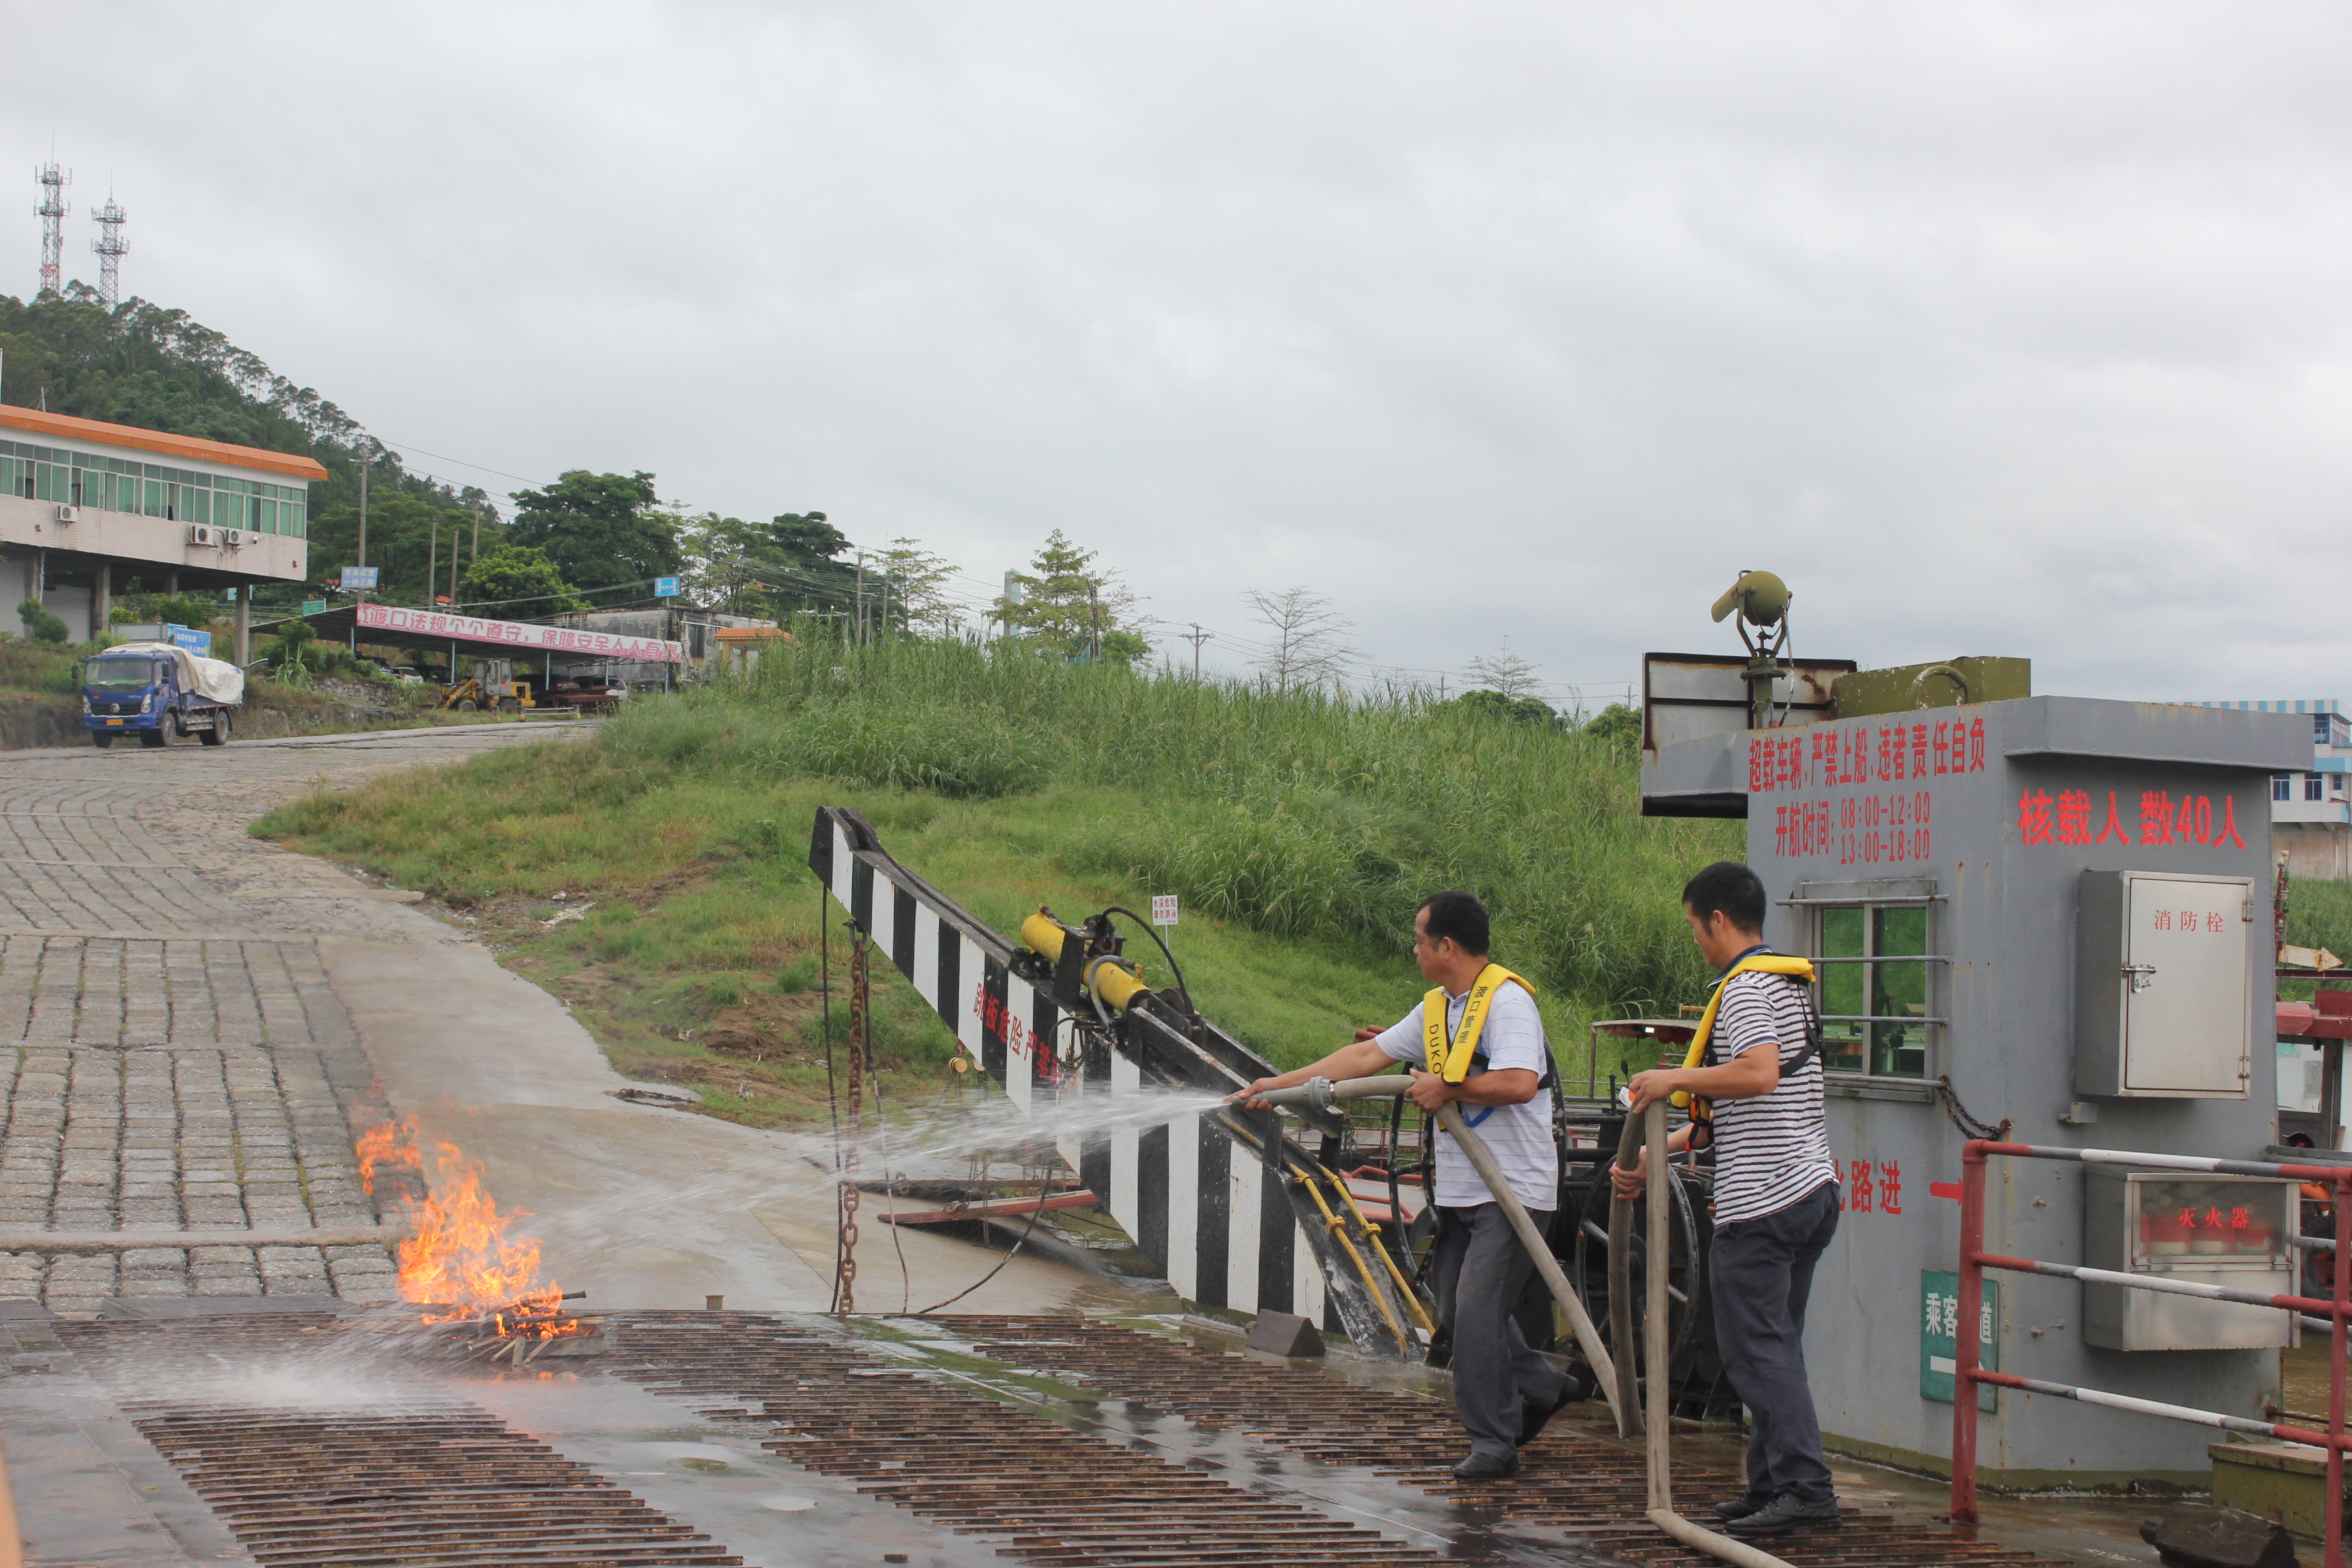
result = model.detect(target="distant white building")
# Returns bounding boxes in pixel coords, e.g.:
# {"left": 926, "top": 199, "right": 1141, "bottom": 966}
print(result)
{"left": 2189, "top": 700, "right": 2352, "bottom": 878}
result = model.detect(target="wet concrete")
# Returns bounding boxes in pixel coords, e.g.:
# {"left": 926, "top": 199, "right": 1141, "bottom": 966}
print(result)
{"left": 320, "top": 934, "right": 1179, "bottom": 1319}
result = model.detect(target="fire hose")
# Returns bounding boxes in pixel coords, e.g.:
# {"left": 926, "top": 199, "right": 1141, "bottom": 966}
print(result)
{"left": 1615, "top": 1097, "right": 1797, "bottom": 1568}
{"left": 1250, "top": 1074, "right": 1627, "bottom": 1436}
{"left": 1259, "top": 1078, "right": 1794, "bottom": 1568}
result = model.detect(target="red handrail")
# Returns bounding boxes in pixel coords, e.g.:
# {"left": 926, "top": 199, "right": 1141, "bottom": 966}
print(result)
{"left": 1950, "top": 1141, "right": 2351, "bottom": 1568}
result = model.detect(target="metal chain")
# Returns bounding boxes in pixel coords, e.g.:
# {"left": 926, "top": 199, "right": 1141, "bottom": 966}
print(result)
{"left": 838, "top": 925, "right": 869, "bottom": 1314}
{"left": 1936, "top": 1073, "right": 2012, "bottom": 1143}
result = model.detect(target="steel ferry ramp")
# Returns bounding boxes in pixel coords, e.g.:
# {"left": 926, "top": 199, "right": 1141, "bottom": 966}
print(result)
{"left": 7, "top": 1301, "right": 2073, "bottom": 1568}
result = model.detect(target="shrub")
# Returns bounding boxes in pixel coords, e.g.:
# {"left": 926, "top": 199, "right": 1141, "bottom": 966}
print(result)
{"left": 15, "top": 600, "right": 67, "bottom": 644}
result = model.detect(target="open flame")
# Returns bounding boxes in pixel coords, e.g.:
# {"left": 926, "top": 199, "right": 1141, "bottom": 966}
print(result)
{"left": 356, "top": 1117, "right": 585, "bottom": 1340}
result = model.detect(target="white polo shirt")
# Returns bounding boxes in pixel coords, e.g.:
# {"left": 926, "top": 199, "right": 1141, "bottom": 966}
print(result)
{"left": 1374, "top": 981, "right": 1557, "bottom": 1211}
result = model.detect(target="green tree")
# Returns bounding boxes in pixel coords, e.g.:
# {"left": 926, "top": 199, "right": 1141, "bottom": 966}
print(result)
{"left": 461, "top": 546, "right": 587, "bottom": 614}
{"left": 761, "top": 512, "right": 857, "bottom": 615}
{"left": 1582, "top": 702, "right": 1643, "bottom": 746}
{"left": 996, "top": 531, "right": 1147, "bottom": 664}
{"left": 507, "top": 471, "right": 678, "bottom": 596}
{"left": 875, "top": 537, "right": 958, "bottom": 636}
{"left": 672, "top": 509, "right": 860, "bottom": 620}
{"left": 308, "top": 492, "right": 497, "bottom": 608}
{"left": 1443, "top": 688, "right": 1562, "bottom": 727}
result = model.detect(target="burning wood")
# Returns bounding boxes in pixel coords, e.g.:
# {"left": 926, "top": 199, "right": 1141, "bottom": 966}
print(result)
{"left": 354, "top": 1117, "right": 592, "bottom": 1351}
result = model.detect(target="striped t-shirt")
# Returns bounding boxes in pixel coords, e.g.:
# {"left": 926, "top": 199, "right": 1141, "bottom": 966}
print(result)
{"left": 1707, "top": 965, "right": 1838, "bottom": 1226}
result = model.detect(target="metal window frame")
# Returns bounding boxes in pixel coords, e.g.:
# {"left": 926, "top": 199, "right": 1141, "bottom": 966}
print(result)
{"left": 1782, "top": 889, "right": 1948, "bottom": 1082}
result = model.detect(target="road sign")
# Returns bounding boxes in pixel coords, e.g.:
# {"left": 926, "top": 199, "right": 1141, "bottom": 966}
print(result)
{"left": 1152, "top": 894, "right": 1179, "bottom": 926}
{"left": 653, "top": 576, "right": 681, "bottom": 598}
{"left": 299, "top": 600, "right": 327, "bottom": 617}
{"left": 168, "top": 626, "right": 210, "bottom": 654}
{"left": 340, "top": 566, "right": 379, "bottom": 591}
{"left": 1921, "top": 1270, "right": 1997, "bottom": 1411}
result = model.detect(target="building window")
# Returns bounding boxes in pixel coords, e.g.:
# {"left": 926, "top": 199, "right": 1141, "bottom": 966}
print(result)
{"left": 2277, "top": 774, "right": 2296, "bottom": 802}
{"left": 2309, "top": 775, "right": 2326, "bottom": 802}
{"left": 1809, "top": 895, "right": 1939, "bottom": 1079}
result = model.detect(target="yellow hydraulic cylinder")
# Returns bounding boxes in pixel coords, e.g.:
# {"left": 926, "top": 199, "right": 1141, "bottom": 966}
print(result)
{"left": 1019, "top": 911, "right": 1150, "bottom": 1011}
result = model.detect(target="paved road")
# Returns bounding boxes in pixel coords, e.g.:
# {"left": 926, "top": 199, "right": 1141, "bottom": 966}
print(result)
{"left": 0, "top": 721, "right": 1128, "bottom": 1321}
{"left": 0, "top": 724, "right": 589, "bottom": 1313}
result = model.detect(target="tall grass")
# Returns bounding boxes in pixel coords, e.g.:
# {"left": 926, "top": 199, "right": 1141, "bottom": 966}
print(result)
{"left": 600, "top": 629, "right": 1737, "bottom": 1017}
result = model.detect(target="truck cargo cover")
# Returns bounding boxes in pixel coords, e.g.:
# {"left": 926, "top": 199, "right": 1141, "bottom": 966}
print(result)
{"left": 103, "top": 642, "right": 246, "bottom": 705}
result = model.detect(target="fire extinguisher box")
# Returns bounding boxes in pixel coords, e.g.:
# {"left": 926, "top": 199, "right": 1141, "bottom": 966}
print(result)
{"left": 2082, "top": 1165, "right": 2297, "bottom": 1351}
{"left": 2074, "top": 870, "right": 2257, "bottom": 1100}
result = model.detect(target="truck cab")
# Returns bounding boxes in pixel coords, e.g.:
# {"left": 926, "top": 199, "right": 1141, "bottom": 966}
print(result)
{"left": 81, "top": 651, "right": 232, "bottom": 749}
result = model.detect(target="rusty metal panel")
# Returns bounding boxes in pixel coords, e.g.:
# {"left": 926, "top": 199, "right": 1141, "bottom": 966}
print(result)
{"left": 1831, "top": 656, "right": 2031, "bottom": 719}
{"left": 1641, "top": 652, "right": 1852, "bottom": 754}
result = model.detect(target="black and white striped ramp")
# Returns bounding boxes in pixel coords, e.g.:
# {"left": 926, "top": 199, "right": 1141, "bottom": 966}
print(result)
{"left": 808, "top": 806, "right": 1334, "bottom": 1328}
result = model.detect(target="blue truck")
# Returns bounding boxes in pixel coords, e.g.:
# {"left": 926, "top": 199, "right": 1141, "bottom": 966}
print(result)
{"left": 80, "top": 642, "right": 244, "bottom": 749}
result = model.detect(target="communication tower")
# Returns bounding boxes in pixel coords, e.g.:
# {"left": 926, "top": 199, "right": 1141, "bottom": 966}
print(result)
{"left": 34, "top": 163, "right": 69, "bottom": 297}
{"left": 91, "top": 194, "right": 127, "bottom": 310}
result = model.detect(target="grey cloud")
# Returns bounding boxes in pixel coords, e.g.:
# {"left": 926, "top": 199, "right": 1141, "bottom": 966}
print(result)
{"left": 9, "top": 2, "right": 2349, "bottom": 700}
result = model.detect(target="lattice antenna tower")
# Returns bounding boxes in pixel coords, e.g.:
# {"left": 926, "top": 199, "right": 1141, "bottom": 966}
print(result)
{"left": 34, "top": 162, "right": 69, "bottom": 297}
{"left": 91, "top": 192, "right": 128, "bottom": 310}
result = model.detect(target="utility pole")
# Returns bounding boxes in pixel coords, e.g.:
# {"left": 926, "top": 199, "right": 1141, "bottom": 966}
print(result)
{"left": 1088, "top": 585, "right": 1100, "bottom": 665}
{"left": 1179, "top": 623, "right": 1214, "bottom": 679}
{"left": 356, "top": 446, "right": 370, "bottom": 575}
{"left": 449, "top": 520, "right": 460, "bottom": 605}
{"left": 427, "top": 517, "right": 438, "bottom": 607}
{"left": 853, "top": 551, "right": 866, "bottom": 644}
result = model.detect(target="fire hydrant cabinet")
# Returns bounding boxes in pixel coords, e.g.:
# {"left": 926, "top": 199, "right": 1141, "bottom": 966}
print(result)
{"left": 2074, "top": 870, "right": 2255, "bottom": 1100}
{"left": 1642, "top": 693, "right": 2311, "bottom": 1489}
{"left": 2082, "top": 1166, "right": 2296, "bottom": 1352}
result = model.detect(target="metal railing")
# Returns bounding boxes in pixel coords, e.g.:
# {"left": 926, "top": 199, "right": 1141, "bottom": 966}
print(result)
{"left": 1951, "top": 1141, "right": 2352, "bottom": 1568}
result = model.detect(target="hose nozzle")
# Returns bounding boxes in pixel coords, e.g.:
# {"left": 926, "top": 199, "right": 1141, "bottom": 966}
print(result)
{"left": 1251, "top": 1075, "right": 1416, "bottom": 1116}
{"left": 1250, "top": 1076, "right": 1338, "bottom": 1115}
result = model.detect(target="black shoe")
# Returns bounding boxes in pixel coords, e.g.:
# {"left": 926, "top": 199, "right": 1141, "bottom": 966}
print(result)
{"left": 1724, "top": 1492, "right": 1842, "bottom": 1536}
{"left": 1516, "top": 1370, "right": 1593, "bottom": 1449}
{"left": 1710, "top": 1494, "right": 1771, "bottom": 1522}
{"left": 1452, "top": 1451, "right": 1520, "bottom": 1481}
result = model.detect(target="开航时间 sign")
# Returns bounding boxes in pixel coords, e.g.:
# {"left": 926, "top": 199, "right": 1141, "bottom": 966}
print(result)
{"left": 356, "top": 602, "right": 683, "bottom": 665}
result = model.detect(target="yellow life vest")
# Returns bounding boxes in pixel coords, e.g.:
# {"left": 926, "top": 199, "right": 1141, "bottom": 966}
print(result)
{"left": 1422, "top": 963, "right": 1537, "bottom": 1083}
{"left": 1671, "top": 953, "right": 1818, "bottom": 1134}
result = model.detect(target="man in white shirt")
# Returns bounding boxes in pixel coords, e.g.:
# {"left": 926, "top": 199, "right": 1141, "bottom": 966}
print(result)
{"left": 1239, "top": 890, "right": 1574, "bottom": 1480}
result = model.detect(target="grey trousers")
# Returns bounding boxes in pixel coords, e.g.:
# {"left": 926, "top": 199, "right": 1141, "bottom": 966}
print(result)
{"left": 1710, "top": 1178, "right": 1841, "bottom": 1503}
{"left": 1432, "top": 1203, "right": 1568, "bottom": 1458}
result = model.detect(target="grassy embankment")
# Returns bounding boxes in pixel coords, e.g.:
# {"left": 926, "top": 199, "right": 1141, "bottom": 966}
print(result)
{"left": 255, "top": 635, "right": 1738, "bottom": 1128}
{"left": 0, "top": 636, "right": 529, "bottom": 749}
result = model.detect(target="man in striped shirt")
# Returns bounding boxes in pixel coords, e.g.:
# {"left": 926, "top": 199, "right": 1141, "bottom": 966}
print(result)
{"left": 1611, "top": 861, "right": 1842, "bottom": 1537}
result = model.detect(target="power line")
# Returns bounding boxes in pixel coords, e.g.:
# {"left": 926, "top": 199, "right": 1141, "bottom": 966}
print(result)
{"left": 365, "top": 438, "right": 547, "bottom": 489}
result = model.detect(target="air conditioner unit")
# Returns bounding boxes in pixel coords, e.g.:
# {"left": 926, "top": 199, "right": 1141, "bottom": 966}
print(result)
{"left": 55, "top": 505, "right": 78, "bottom": 524}
{"left": 186, "top": 524, "right": 214, "bottom": 546}
{"left": 220, "top": 529, "right": 242, "bottom": 548}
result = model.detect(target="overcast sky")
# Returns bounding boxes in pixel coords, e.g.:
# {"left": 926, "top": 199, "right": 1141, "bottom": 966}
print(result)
{"left": 7, "top": 3, "right": 2349, "bottom": 704}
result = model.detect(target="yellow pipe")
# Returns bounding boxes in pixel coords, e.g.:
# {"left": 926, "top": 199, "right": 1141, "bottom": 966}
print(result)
{"left": 1288, "top": 1160, "right": 1410, "bottom": 1353}
{"left": 1330, "top": 1173, "right": 1436, "bottom": 1335}
{"left": 1019, "top": 910, "right": 1150, "bottom": 1011}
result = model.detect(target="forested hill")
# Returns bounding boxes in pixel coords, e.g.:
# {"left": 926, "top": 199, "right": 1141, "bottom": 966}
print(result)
{"left": 0, "top": 284, "right": 496, "bottom": 606}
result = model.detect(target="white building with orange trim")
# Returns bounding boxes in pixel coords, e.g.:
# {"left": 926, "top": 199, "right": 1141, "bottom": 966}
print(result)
{"left": 1, "top": 405, "right": 327, "bottom": 658}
